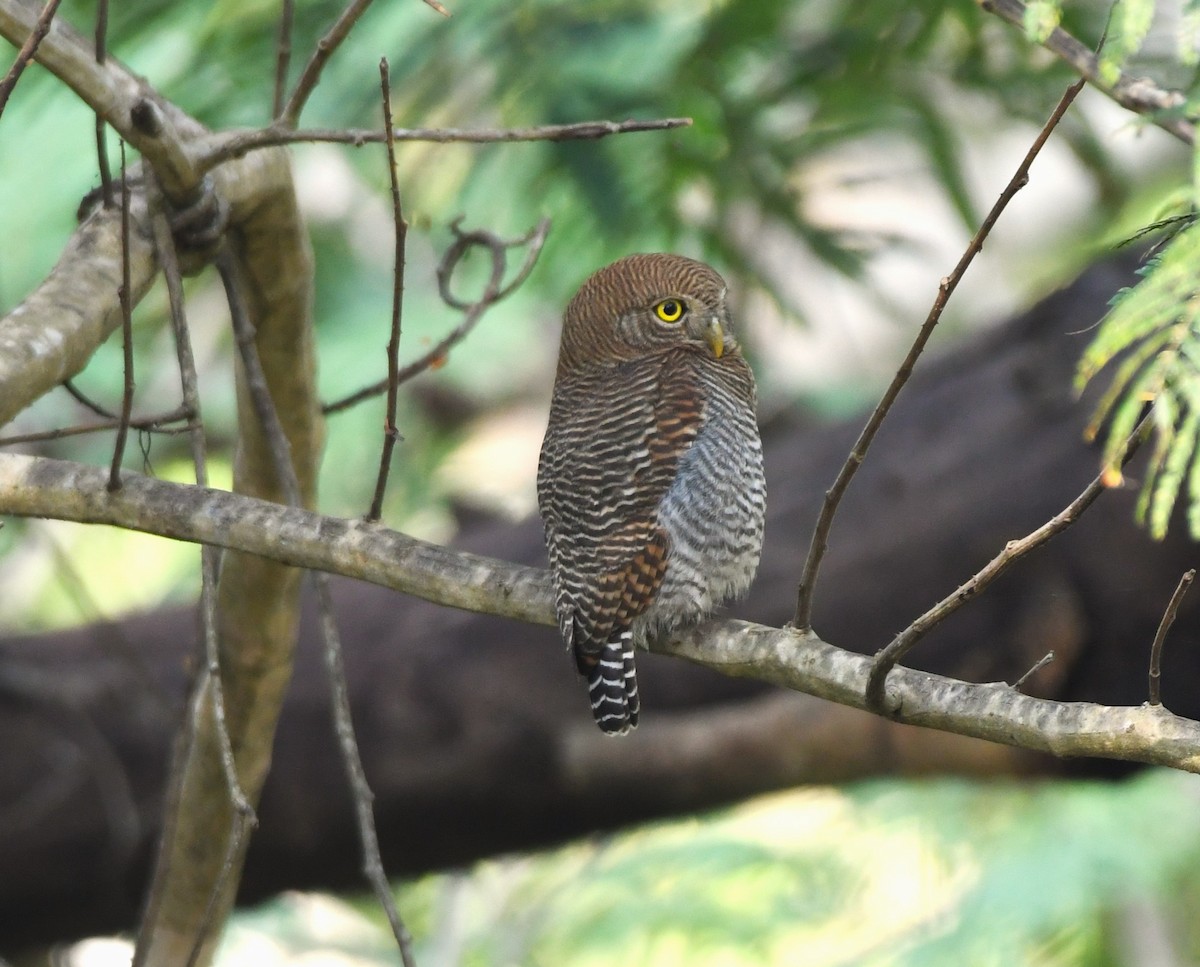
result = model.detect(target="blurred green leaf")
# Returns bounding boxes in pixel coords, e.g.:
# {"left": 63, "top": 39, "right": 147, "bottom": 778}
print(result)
{"left": 1078, "top": 221, "right": 1200, "bottom": 538}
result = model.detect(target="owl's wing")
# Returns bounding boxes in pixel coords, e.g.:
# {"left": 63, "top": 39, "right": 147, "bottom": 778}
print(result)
{"left": 537, "top": 354, "right": 705, "bottom": 732}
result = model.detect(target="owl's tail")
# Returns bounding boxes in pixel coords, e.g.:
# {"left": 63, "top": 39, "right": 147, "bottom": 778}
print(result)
{"left": 581, "top": 630, "right": 640, "bottom": 735}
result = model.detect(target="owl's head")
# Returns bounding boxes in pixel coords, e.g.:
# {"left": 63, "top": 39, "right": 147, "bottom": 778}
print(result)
{"left": 557, "top": 254, "right": 737, "bottom": 372}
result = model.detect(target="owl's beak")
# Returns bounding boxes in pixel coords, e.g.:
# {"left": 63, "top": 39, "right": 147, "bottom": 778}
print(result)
{"left": 706, "top": 317, "right": 725, "bottom": 359}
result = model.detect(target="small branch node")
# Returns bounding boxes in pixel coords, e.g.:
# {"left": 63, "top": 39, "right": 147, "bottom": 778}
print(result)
{"left": 130, "top": 98, "right": 164, "bottom": 137}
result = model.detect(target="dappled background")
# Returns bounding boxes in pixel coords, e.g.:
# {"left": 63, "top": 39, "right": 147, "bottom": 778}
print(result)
{"left": 3, "top": 0, "right": 1200, "bottom": 964}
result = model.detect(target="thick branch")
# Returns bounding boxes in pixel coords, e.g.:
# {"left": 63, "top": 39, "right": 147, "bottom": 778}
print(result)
{"left": 133, "top": 170, "right": 320, "bottom": 964}
{"left": 3, "top": 451, "right": 1200, "bottom": 773}
{"left": 0, "top": 147, "right": 298, "bottom": 430}
{"left": 0, "top": 452, "right": 550, "bottom": 622}
{"left": 0, "top": 196, "right": 155, "bottom": 427}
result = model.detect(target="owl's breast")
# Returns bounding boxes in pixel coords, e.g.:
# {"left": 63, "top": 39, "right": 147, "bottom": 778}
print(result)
{"left": 639, "top": 381, "right": 766, "bottom": 636}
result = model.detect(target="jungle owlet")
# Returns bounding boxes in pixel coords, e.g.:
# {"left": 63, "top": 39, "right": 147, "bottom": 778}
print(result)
{"left": 537, "top": 254, "right": 766, "bottom": 735}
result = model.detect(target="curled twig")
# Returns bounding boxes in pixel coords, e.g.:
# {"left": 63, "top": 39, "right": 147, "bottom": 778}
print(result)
{"left": 324, "top": 216, "right": 551, "bottom": 415}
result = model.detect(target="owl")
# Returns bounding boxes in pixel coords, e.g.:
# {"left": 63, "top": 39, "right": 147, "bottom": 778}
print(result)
{"left": 537, "top": 254, "right": 766, "bottom": 735}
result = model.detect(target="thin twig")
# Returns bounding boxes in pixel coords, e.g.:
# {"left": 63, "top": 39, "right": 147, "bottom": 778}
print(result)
{"left": 0, "top": 0, "right": 63, "bottom": 120}
{"left": 981, "top": 0, "right": 1194, "bottom": 145}
{"left": 865, "top": 417, "right": 1150, "bottom": 712}
{"left": 194, "top": 117, "right": 692, "bottom": 175}
{"left": 279, "top": 0, "right": 377, "bottom": 128}
{"left": 272, "top": 0, "right": 294, "bottom": 120}
{"left": 63, "top": 379, "right": 117, "bottom": 418}
{"left": 0, "top": 413, "right": 191, "bottom": 448}
{"left": 107, "top": 141, "right": 135, "bottom": 492}
{"left": 218, "top": 248, "right": 300, "bottom": 506}
{"left": 367, "top": 57, "right": 408, "bottom": 522}
{"left": 173, "top": 224, "right": 255, "bottom": 967}
{"left": 168, "top": 248, "right": 286, "bottom": 967}
{"left": 314, "top": 573, "right": 418, "bottom": 967}
{"left": 93, "top": 0, "right": 112, "bottom": 206}
{"left": 793, "top": 78, "right": 1085, "bottom": 631}
{"left": 219, "top": 244, "right": 418, "bottom": 963}
{"left": 1149, "top": 569, "right": 1195, "bottom": 707}
{"left": 324, "top": 217, "right": 550, "bottom": 415}
{"left": 62, "top": 378, "right": 191, "bottom": 428}
{"left": 1012, "top": 652, "right": 1055, "bottom": 692}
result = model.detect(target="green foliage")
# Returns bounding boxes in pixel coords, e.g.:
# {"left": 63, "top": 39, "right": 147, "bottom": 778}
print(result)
{"left": 1099, "top": 0, "right": 1155, "bottom": 86}
{"left": 1024, "top": 0, "right": 1063, "bottom": 43}
{"left": 221, "top": 772, "right": 1200, "bottom": 966}
{"left": 1077, "top": 219, "right": 1200, "bottom": 538}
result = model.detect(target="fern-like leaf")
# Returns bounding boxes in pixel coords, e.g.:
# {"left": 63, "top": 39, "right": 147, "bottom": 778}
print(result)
{"left": 1078, "top": 222, "right": 1200, "bottom": 538}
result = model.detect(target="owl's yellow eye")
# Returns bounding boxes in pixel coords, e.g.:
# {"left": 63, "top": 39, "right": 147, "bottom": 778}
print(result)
{"left": 654, "top": 298, "right": 686, "bottom": 323}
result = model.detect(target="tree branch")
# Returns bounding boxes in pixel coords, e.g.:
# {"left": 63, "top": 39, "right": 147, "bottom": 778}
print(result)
{"left": 4, "top": 451, "right": 1200, "bottom": 774}
{"left": 193, "top": 117, "right": 692, "bottom": 174}
{"left": 0, "top": 0, "right": 205, "bottom": 197}
{"left": 980, "top": 0, "right": 1195, "bottom": 145}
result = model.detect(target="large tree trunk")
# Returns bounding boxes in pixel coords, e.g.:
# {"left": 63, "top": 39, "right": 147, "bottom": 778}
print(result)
{"left": 2, "top": 252, "right": 1196, "bottom": 952}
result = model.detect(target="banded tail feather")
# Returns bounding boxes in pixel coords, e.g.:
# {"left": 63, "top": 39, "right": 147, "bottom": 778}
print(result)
{"left": 580, "top": 629, "right": 639, "bottom": 735}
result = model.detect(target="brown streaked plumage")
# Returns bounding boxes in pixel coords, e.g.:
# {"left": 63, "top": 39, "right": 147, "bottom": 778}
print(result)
{"left": 537, "top": 254, "right": 766, "bottom": 734}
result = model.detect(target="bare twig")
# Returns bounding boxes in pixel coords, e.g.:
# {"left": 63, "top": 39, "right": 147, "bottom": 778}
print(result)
{"left": 981, "top": 0, "right": 1195, "bottom": 145}
{"left": 221, "top": 244, "right": 418, "bottom": 963}
{"left": 0, "top": 412, "right": 191, "bottom": 448}
{"left": 280, "top": 0, "right": 377, "bottom": 127}
{"left": 1012, "top": 652, "right": 1055, "bottom": 692}
{"left": 154, "top": 249, "right": 291, "bottom": 966}
{"left": 0, "top": 0, "right": 62, "bottom": 119}
{"left": 367, "top": 58, "right": 408, "bottom": 523}
{"left": 93, "top": 0, "right": 112, "bottom": 206}
{"left": 314, "top": 573, "right": 417, "bottom": 966}
{"left": 107, "top": 142, "right": 135, "bottom": 492}
{"left": 324, "top": 217, "right": 550, "bottom": 415}
{"left": 865, "top": 416, "right": 1149, "bottom": 712}
{"left": 219, "top": 249, "right": 300, "bottom": 506}
{"left": 1149, "top": 569, "right": 1195, "bottom": 706}
{"left": 61, "top": 378, "right": 190, "bottom": 429}
{"left": 194, "top": 117, "right": 693, "bottom": 175}
{"left": 162, "top": 229, "right": 257, "bottom": 967}
{"left": 272, "top": 0, "right": 294, "bottom": 119}
{"left": 793, "top": 78, "right": 1084, "bottom": 631}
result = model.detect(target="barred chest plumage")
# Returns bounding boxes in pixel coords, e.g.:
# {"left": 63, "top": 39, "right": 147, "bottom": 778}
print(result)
{"left": 635, "top": 358, "right": 766, "bottom": 640}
